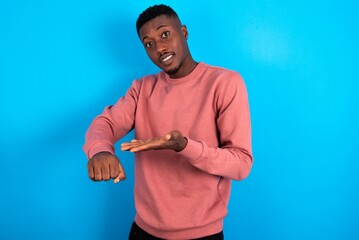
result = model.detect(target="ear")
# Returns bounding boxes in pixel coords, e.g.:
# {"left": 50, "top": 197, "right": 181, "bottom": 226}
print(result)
{"left": 181, "top": 25, "right": 188, "bottom": 40}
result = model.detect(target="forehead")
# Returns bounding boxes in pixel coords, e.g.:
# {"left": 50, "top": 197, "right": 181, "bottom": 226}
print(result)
{"left": 139, "top": 15, "right": 180, "bottom": 39}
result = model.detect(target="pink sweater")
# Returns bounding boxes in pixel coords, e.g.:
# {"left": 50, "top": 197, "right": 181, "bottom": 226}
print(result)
{"left": 83, "top": 62, "right": 253, "bottom": 239}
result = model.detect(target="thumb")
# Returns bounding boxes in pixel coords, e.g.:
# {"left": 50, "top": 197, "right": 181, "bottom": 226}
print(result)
{"left": 113, "top": 163, "right": 126, "bottom": 184}
{"left": 164, "top": 133, "right": 172, "bottom": 141}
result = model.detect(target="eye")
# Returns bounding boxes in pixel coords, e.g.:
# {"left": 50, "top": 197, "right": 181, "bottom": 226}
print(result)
{"left": 144, "top": 41, "right": 154, "bottom": 48}
{"left": 161, "top": 31, "right": 170, "bottom": 38}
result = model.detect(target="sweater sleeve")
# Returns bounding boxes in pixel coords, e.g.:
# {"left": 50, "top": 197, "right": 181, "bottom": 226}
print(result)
{"left": 82, "top": 80, "right": 140, "bottom": 159}
{"left": 179, "top": 72, "right": 253, "bottom": 180}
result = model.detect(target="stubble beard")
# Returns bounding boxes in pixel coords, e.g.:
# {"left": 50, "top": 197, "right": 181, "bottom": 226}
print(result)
{"left": 165, "top": 59, "right": 184, "bottom": 76}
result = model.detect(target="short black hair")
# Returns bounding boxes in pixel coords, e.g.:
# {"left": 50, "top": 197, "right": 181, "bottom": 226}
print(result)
{"left": 136, "top": 4, "right": 179, "bottom": 34}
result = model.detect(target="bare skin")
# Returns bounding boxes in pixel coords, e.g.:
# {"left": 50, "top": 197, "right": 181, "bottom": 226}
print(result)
{"left": 121, "top": 130, "right": 188, "bottom": 153}
{"left": 87, "top": 152, "right": 126, "bottom": 183}
{"left": 139, "top": 14, "right": 197, "bottom": 78}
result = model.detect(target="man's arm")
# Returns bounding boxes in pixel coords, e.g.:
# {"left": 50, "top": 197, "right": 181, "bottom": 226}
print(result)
{"left": 180, "top": 72, "right": 253, "bottom": 180}
{"left": 121, "top": 130, "right": 252, "bottom": 181}
{"left": 83, "top": 80, "right": 140, "bottom": 183}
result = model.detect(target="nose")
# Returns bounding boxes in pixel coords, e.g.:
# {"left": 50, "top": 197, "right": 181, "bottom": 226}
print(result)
{"left": 156, "top": 41, "right": 167, "bottom": 55}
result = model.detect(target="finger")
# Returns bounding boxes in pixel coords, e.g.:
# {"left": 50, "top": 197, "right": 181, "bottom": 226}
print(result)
{"left": 122, "top": 137, "right": 165, "bottom": 152}
{"left": 87, "top": 163, "right": 95, "bottom": 180}
{"left": 121, "top": 141, "right": 142, "bottom": 151}
{"left": 120, "top": 142, "right": 130, "bottom": 147}
{"left": 164, "top": 133, "right": 171, "bottom": 141}
{"left": 101, "top": 165, "right": 110, "bottom": 181}
{"left": 114, "top": 163, "right": 126, "bottom": 183}
{"left": 130, "top": 137, "right": 170, "bottom": 152}
{"left": 121, "top": 139, "right": 139, "bottom": 146}
{"left": 129, "top": 143, "right": 155, "bottom": 152}
{"left": 121, "top": 144, "right": 138, "bottom": 151}
{"left": 121, "top": 145, "right": 131, "bottom": 151}
{"left": 94, "top": 165, "right": 102, "bottom": 181}
{"left": 110, "top": 160, "right": 119, "bottom": 179}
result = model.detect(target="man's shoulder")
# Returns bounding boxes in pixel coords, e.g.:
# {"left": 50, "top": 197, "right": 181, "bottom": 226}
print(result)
{"left": 130, "top": 72, "right": 160, "bottom": 86}
{"left": 202, "top": 62, "right": 231, "bottom": 72}
{"left": 129, "top": 72, "right": 164, "bottom": 93}
{"left": 201, "top": 62, "right": 241, "bottom": 80}
{"left": 135, "top": 71, "right": 164, "bottom": 82}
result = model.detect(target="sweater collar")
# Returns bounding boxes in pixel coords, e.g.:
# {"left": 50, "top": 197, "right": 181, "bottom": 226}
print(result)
{"left": 163, "top": 62, "right": 204, "bottom": 84}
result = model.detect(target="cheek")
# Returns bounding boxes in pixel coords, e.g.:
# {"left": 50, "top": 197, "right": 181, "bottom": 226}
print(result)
{"left": 145, "top": 49, "right": 157, "bottom": 61}
{"left": 174, "top": 39, "right": 186, "bottom": 55}
{"left": 145, "top": 51, "right": 163, "bottom": 67}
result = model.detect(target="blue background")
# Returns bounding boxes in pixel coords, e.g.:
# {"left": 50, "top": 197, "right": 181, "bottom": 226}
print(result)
{"left": 1, "top": 0, "right": 358, "bottom": 239}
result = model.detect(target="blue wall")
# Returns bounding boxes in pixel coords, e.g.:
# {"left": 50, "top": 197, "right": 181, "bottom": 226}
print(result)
{"left": 1, "top": 0, "right": 358, "bottom": 239}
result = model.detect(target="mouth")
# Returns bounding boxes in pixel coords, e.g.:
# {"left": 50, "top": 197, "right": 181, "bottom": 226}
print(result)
{"left": 159, "top": 53, "right": 175, "bottom": 65}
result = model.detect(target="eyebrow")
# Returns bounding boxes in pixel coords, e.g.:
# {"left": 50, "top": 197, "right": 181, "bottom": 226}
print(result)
{"left": 141, "top": 24, "right": 170, "bottom": 42}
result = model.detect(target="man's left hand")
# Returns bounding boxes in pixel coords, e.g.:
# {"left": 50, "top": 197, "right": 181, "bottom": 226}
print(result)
{"left": 120, "top": 130, "right": 188, "bottom": 153}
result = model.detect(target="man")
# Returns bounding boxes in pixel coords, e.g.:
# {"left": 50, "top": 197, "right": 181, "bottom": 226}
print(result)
{"left": 83, "top": 4, "right": 253, "bottom": 240}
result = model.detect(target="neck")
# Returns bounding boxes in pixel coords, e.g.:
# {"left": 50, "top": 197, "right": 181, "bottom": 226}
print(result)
{"left": 169, "top": 55, "right": 198, "bottom": 79}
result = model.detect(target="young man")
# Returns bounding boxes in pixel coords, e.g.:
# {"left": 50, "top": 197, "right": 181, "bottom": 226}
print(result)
{"left": 83, "top": 4, "right": 253, "bottom": 240}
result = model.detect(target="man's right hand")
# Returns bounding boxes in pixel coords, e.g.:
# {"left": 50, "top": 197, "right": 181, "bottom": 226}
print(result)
{"left": 87, "top": 152, "right": 126, "bottom": 183}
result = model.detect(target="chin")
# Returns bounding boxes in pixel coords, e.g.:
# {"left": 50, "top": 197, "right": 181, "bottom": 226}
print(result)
{"left": 165, "top": 67, "right": 179, "bottom": 76}
{"left": 164, "top": 62, "right": 182, "bottom": 76}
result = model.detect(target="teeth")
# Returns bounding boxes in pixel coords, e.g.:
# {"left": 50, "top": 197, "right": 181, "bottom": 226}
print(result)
{"left": 163, "top": 55, "right": 172, "bottom": 62}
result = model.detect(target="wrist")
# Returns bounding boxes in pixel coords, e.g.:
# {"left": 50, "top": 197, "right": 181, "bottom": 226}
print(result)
{"left": 93, "top": 151, "right": 112, "bottom": 158}
{"left": 175, "top": 137, "right": 188, "bottom": 152}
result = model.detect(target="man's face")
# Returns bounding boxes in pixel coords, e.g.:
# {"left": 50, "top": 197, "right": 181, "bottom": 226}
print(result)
{"left": 138, "top": 15, "right": 191, "bottom": 78}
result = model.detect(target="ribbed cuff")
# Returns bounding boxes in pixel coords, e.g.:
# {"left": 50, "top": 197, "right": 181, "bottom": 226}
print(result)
{"left": 88, "top": 142, "right": 114, "bottom": 159}
{"left": 177, "top": 138, "right": 204, "bottom": 164}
